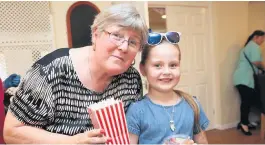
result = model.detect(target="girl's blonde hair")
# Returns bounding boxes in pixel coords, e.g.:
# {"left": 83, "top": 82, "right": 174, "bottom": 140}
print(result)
{"left": 141, "top": 40, "right": 201, "bottom": 132}
{"left": 91, "top": 3, "right": 148, "bottom": 48}
{"left": 174, "top": 90, "right": 201, "bottom": 132}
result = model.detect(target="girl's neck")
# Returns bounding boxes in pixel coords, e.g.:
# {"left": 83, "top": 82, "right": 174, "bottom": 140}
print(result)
{"left": 147, "top": 88, "right": 181, "bottom": 106}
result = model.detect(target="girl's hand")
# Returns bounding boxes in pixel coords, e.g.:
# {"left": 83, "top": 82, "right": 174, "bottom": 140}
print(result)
{"left": 182, "top": 139, "right": 195, "bottom": 144}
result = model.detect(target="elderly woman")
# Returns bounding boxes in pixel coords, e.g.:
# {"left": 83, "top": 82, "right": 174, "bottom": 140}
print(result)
{"left": 4, "top": 4, "right": 148, "bottom": 144}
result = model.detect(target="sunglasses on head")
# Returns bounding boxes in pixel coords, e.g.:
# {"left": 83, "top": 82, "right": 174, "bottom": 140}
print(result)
{"left": 147, "top": 31, "right": 181, "bottom": 45}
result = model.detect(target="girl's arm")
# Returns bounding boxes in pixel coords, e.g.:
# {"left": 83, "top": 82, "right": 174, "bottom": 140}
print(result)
{"left": 129, "top": 133, "right": 139, "bottom": 144}
{"left": 194, "top": 131, "right": 208, "bottom": 144}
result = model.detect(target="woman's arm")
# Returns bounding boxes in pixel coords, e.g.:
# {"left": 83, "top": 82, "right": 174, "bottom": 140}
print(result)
{"left": 194, "top": 131, "right": 208, "bottom": 144}
{"left": 252, "top": 61, "right": 265, "bottom": 70}
{"left": 4, "top": 111, "right": 109, "bottom": 144}
{"left": 4, "top": 111, "right": 74, "bottom": 144}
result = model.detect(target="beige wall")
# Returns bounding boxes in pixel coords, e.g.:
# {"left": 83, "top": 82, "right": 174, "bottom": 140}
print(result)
{"left": 213, "top": 1, "right": 265, "bottom": 127}
{"left": 50, "top": 1, "right": 112, "bottom": 48}
{"left": 248, "top": 2, "right": 265, "bottom": 35}
{"left": 50, "top": 1, "right": 149, "bottom": 49}
{"left": 248, "top": 2, "right": 265, "bottom": 62}
{"left": 212, "top": 2, "right": 249, "bottom": 126}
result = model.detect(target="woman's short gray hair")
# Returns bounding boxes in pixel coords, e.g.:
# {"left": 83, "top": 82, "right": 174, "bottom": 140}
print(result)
{"left": 91, "top": 3, "right": 148, "bottom": 49}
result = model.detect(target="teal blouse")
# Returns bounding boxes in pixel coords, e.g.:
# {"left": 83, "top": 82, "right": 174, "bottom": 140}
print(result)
{"left": 233, "top": 41, "right": 262, "bottom": 88}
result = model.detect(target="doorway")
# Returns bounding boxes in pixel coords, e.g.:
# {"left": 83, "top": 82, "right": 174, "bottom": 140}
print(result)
{"left": 66, "top": 1, "right": 100, "bottom": 48}
{"left": 148, "top": 2, "right": 215, "bottom": 129}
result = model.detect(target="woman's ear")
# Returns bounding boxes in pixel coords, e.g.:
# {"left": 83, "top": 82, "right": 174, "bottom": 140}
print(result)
{"left": 91, "top": 27, "right": 98, "bottom": 44}
{"left": 139, "top": 63, "right": 146, "bottom": 76}
{"left": 253, "top": 35, "right": 258, "bottom": 41}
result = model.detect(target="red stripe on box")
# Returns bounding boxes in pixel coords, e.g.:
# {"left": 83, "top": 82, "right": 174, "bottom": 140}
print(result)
{"left": 110, "top": 104, "right": 122, "bottom": 144}
{"left": 115, "top": 103, "right": 126, "bottom": 144}
{"left": 106, "top": 106, "right": 118, "bottom": 144}
{"left": 100, "top": 108, "right": 112, "bottom": 142}
{"left": 119, "top": 102, "right": 130, "bottom": 144}
{"left": 96, "top": 110, "right": 104, "bottom": 129}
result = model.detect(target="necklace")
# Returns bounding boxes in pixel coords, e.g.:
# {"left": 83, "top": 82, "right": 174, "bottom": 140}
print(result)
{"left": 87, "top": 49, "right": 111, "bottom": 92}
{"left": 163, "top": 106, "right": 176, "bottom": 132}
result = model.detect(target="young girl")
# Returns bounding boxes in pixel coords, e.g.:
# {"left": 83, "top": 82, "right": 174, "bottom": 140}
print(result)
{"left": 126, "top": 32, "right": 209, "bottom": 144}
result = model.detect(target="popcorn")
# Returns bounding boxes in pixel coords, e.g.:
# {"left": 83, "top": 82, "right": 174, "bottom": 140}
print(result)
{"left": 88, "top": 98, "right": 130, "bottom": 145}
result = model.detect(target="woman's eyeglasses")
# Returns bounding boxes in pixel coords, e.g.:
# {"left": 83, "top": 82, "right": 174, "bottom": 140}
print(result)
{"left": 147, "top": 31, "right": 181, "bottom": 45}
{"left": 103, "top": 30, "right": 141, "bottom": 51}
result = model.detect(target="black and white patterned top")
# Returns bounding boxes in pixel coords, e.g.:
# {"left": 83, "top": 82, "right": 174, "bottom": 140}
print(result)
{"left": 9, "top": 48, "right": 143, "bottom": 136}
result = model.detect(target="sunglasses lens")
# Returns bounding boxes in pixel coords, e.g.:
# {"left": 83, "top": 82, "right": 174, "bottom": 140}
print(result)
{"left": 166, "top": 32, "right": 180, "bottom": 43}
{"left": 148, "top": 33, "right": 162, "bottom": 45}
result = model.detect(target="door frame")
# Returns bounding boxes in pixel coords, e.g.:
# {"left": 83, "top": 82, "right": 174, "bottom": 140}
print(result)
{"left": 148, "top": 2, "right": 218, "bottom": 130}
{"left": 66, "top": 1, "right": 100, "bottom": 48}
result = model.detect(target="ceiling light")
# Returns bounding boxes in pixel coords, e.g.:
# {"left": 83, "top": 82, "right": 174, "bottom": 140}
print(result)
{"left": 162, "top": 15, "right": 166, "bottom": 19}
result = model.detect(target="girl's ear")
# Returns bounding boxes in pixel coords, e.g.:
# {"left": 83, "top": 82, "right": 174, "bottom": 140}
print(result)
{"left": 139, "top": 63, "right": 146, "bottom": 76}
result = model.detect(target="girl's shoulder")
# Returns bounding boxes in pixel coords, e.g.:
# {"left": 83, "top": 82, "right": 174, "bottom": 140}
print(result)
{"left": 181, "top": 95, "right": 201, "bottom": 111}
{"left": 126, "top": 96, "right": 149, "bottom": 113}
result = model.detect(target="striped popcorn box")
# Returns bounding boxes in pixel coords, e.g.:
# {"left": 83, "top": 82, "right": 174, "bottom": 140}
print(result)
{"left": 88, "top": 98, "right": 130, "bottom": 145}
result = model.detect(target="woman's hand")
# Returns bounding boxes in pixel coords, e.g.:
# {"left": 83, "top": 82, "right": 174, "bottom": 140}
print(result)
{"left": 71, "top": 129, "right": 112, "bottom": 144}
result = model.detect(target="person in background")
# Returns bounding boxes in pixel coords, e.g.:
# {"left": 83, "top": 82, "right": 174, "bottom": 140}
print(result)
{"left": 0, "top": 65, "right": 21, "bottom": 115}
{"left": 0, "top": 65, "right": 20, "bottom": 144}
{"left": 0, "top": 65, "right": 21, "bottom": 91}
{"left": 0, "top": 78, "right": 5, "bottom": 144}
{"left": 233, "top": 30, "right": 265, "bottom": 136}
{"left": 2, "top": 74, "right": 20, "bottom": 91}
{"left": 4, "top": 3, "right": 148, "bottom": 144}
